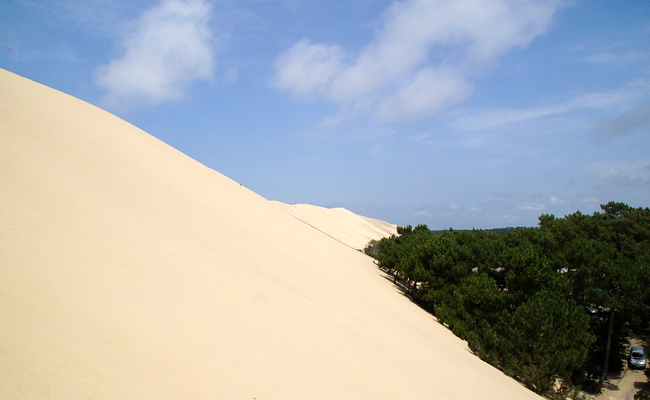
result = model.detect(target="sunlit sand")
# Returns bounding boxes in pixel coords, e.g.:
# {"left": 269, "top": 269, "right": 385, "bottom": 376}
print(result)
{"left": 0, "top": 68, "right": 542, "bottom": 399}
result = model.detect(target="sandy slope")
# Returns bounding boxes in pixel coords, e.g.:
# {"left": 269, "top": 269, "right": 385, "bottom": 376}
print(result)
{"left": 0, "top": 68, "right": 541, "bottom": 400}
{"left": 271, "top": 202, "right": 397, "bottom": 250}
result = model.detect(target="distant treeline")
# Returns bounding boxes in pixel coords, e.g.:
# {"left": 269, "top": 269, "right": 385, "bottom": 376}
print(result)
{"left": 365, "top": 202, "right": 650, "bottom": 396}
{"left": 430, "top": 227, "right": 527, "bottom": 236}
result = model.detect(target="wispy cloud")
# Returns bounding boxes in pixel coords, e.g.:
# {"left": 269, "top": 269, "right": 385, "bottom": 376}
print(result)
{"left": 272, "top": 0, "right": 567, "bottom": 124}
{"left": 450, "top": 84, "right": 648, "bottom": 132}
{"left": 519, "top": 203, "right": 545, "bottom": 211}
{"left": 582, "top": 50, "right": 644, "bottom": 65}
{"left": 581, "top": 197, "right": 600, "bottom": 205}
{"left": 412, "top": 210, "right": 434, "bottom": 219}
{"left": 518, "top": 193, "right": 570, "bottom": 212}
{"left": 594, "top": 101, "right": 650, "bottom": 138}
{"left": 94, "top": 0, "right": 215, "bottom": 110}
{"left": 549, "top": 196, "right": 567, "bottom": 205}
{"left": 578, "top": 160, "right": 650, "bottom": 211}
{"left": 585, "top": 159, "right": 650, "bottom": 188}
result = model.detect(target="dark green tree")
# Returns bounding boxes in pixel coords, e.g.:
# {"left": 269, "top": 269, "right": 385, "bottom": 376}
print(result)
{"left": 364, "top": 202, "right": 649, "bottom": 395}
{"left": 539, "top": 202, "right": 650, "bottom": 389}
{"left": 497, "top": 291, "right": 594, "bottom": 394}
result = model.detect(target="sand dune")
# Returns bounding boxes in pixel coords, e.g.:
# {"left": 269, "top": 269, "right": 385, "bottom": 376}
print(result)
{"left": 0, "top": 68, "right": 541, "bottom": 399}
{"left": 271, "top": 202, "right": 396, "bottom": 250}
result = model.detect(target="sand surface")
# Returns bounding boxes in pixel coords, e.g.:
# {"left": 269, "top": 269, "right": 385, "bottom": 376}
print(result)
{"left": 0, "top": 68, "right": 542, "bottom": 399}
{"left": 271, "top": 202, "right": 396, "bottom": 250}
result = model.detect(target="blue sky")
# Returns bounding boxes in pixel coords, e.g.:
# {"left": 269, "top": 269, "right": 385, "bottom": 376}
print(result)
{"left": 2, "top": 0, "right": 649, "bottom": 229}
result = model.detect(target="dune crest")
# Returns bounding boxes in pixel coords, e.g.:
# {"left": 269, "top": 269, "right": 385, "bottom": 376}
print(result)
{"left": 0, "top": 68, "right": 541, "bottom": 399}
{"left": 272, "top": 202, "right": 397, "bottom": 250}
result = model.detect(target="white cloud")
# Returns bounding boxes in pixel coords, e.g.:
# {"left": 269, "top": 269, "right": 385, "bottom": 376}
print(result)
{"left": 273, "top": 39, "right": 346, "bottom": 98}
{"left": 273, "top": 0, "right": 566, "bottom": 124}
{"left": 376, "top": 67, "right": 473, "bottom": 121}
{"left": 94, "top": 0, "right": 215, "bottom": 109}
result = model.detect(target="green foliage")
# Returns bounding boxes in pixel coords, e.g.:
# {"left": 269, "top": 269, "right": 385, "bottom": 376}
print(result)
{"left": 635, "top": 390, "right": 650, "bottom": 400}
{"left": 497, "top": 291, "right": 594, "bottom": 393}
{"left": 540, "top": 202, "right": 650, "bottom": 380}
{"left": 430, "top": 226, "right": 527, "bottom": 236}
{"left": 366, "top": 201, "right": 650, "bottom": 397}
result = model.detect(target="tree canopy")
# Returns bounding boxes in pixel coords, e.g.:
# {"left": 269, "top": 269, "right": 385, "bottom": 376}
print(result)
{"left": 366, "top": 202, "right": 650, "bottom": 396}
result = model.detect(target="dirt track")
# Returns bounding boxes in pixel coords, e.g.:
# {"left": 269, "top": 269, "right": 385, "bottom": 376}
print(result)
{"left": 598, "top": 368, "right": 647, "bottom": 400}
{"left": 596, "top": 337, "right": 648, "bottom": 400}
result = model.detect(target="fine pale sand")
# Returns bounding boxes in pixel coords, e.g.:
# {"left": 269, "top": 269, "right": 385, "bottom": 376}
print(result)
{"left": 271, "top": 202, "right": 397, "bottom": 250}
{"left": 0, "top": 68, "right": 542, "bottom": 399}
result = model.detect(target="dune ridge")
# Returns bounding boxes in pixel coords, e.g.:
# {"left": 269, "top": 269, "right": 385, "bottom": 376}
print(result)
{"left": 271, "top": 202, "right": 397, "bottom": 250}
{"left": 0, "top": 68, "right": 541, "bottom": 399}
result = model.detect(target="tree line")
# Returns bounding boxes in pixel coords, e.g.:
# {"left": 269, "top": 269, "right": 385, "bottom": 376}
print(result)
{"left": 365, "top": 202, "right": 650, "bottom": 396}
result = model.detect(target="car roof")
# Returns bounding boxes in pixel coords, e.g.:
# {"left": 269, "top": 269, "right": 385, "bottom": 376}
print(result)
{"left": 631, "top": 346, "right": 645, "bottom": 353}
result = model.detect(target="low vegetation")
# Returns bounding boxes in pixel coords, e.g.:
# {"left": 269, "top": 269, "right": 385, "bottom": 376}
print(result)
{"left": 365, "top": 202, "right": 650, "bottom": 397}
